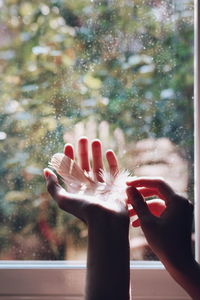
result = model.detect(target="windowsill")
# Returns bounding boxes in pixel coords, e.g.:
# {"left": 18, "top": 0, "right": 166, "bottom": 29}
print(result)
{"left": 0, "top": 260, "right": 189, "bottom": 299}
{"left": 0, "top": 260, "right": 165, "bottom": 269}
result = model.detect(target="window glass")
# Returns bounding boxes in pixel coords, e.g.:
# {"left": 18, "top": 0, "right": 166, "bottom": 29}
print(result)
{"left": 0, "top": 0, "right": 194, "bottom": 260}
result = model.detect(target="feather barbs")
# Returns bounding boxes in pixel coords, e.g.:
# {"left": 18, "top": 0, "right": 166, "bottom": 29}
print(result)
{"left": 49, "top": 153, "right": 132, "bottom": 203}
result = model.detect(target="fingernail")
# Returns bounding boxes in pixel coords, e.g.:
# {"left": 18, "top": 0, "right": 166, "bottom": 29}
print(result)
{"left": 43, "top": 169, "right": 49, "bottom": 179}
{"left": 106, "top": 149, "right": 113, "bottom": 153}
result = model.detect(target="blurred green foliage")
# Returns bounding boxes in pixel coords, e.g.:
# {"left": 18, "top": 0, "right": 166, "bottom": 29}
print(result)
{"left": 0, "top": 0, "right": 194, "bottom": 259}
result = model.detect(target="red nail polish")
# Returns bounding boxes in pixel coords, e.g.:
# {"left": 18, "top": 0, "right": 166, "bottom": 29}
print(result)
{"left": 44, "top": 170, "right": 49, "bottom": 178}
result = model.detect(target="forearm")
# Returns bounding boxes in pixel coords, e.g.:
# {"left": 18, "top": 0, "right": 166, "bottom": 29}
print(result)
{"left": 163, "top": 257, "right": 200, "bottom": 299}
{"left": 85, "top": 217, "right": 130, "bottom": 300}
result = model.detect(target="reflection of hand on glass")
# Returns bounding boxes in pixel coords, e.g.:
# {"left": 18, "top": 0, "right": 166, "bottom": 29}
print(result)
{"left": 127, "top": 178, "right": 200, "bottom": 299}
{"left": 44, "top": 137, "right": 130, "bottom": 300}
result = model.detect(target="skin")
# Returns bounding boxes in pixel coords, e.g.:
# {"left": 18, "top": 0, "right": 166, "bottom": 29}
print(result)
{"left": 45, "top": 139, "right": 199, "bottom": 298}
{"left": 126, "top": 178, "right": 200, "bottom": 300}
{"left": 44, "top": 137, "right": 130, "bottom": 300}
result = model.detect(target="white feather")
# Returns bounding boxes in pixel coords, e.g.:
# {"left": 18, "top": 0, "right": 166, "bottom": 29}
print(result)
{"left": 49, "top": 153, "right": 133, "bottom": 203}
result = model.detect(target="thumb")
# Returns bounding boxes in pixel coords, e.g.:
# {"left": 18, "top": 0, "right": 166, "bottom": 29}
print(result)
{"left": 43, "top": 168, "right": 62, "bottom": 199}
{"left": 126, "top": 187, "right": 152, "bottom": 221}
{"left": 43, "top": 168, "right": 87, "bottom": 221}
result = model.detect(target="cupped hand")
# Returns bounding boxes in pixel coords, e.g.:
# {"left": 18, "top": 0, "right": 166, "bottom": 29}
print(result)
{"left": 44, "top": 137, "right": 129, "bottom": 227}
{"left": 126, "top": 178, "right": 194, "bottom": 267}
{"left": 127, "top": 179, "right": 166, "bottom": 227}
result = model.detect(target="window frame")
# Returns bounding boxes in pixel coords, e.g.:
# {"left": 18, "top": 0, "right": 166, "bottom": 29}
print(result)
{"left": 194, "top": 0, "right": 200, "bottom": 263}
{"left": 0, "top": 1, "right": 198, "bottom": 299}
{"left": 0, "top": 261, "right": 191, "bottom": 299}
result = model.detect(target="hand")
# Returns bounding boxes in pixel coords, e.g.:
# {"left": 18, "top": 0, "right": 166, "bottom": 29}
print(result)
{"left": 126, "top": 178, "right": 200, "bottom": 299}
{"left": 129, "top": 198, "right": 166, "bottom": 227}
{"left": 44, "top": 137, "right": 129, "bottom": 228}
{"left": 44, "top": 137, "right": 130, "bottom": 300}
{"left": 128, "top": 180, "right": 166, "bottom": 227}
{"left": 126, "top": 178, "right": 194, "bottom": 268}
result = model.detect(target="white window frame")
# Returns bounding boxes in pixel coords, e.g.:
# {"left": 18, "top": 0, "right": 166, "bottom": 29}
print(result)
{"left": 0, "top": 1, "right": 198, "bottom": 299}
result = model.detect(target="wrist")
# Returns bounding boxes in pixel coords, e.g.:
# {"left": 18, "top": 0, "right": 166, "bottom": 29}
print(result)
{"left": 86, "top": 211, "right": 130, "bottom": 300}
{"left": 160, "top": 250, "right": 195, "bottom": 273}
{"left": 163, "top": 256, "right": 200, "bottom": 299}
{"left": 87, "top": 207, "right": 129, "bottom": 234}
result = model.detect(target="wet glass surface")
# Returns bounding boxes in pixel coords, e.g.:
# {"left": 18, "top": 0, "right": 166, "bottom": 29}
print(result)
{"left": 0, "top": 0, "right": 194, "bottom": 260}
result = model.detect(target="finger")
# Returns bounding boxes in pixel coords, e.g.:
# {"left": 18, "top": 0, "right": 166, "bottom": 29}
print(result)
{"left": 138, "top": 187, "right": 164, "bottom": 200}
{"left": 64, "top": 143, "right": 75, "bottom": 160}
{"left": 147, "top": 200, "right": 166, "bottom": 217}
{"left": 127, "top": 178, "right": 175, "bottom": 205}
{"left": 129, "top": 200, "right": 166, "bottom": 228}
{"left": 44, "top": 168, "right": 61, "bottom": 199}
{"left": 106, "top": 150, "right": 119, "bottom": 176}
{"left": 129, "top": 208, "right": 136, "bottom": 217}
{"left": 91, "top": 139, "right": 104, "bottom": 182}
{"left": 129, "top": 208, "right": 140, "bottom": 226}
{"left": 78, "top": 137, "right": 90, "bottom": 172}
{"left": 126, "top": 187, "right": 153, "bottom": 221}
{"left": 132, "top": 219, "right": 141, "bottom": 227}
{"left": 43, "top": 168, "right": 85, "bottom": 220}
{"left": 129, "top": 199, "right": 166, "bottom": 218}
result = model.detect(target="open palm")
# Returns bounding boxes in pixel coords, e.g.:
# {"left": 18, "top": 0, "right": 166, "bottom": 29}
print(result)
{"left": 44, "top": 137, "right": 129, "bottom": 225}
